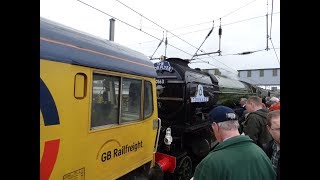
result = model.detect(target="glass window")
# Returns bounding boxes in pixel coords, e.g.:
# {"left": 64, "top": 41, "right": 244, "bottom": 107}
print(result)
{"left": 260, "top": 70, "right": 264, "bottom": 77}
{"left": 90, "top": 74, "right": 151, "bottom": 129}
{"left": 121, "top": 78, "right": 142, "bottom": 123}
{"left": 247, "top": 70, "right": 251, "bottom": 77}
{"left": 273, "top": 69, "right": 278, "bottom": 76}
{"left": 91, "top": 74, "right": 120, "bottom": 129}
{"left": 144, "top": 81, "right": 153, "bottom": 118}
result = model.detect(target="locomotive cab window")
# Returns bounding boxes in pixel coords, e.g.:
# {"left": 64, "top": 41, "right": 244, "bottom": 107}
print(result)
{"left": 91, "top": 74, "right": 120, "bottom": 128}
{"left": 91, "top": 73, "right": 149, "bottom": 129}
{"left": 144, "top": 81, "right": 153, "bottom": 118}
{"left": 121, "top": 78, "right": 142, "bottom": 123}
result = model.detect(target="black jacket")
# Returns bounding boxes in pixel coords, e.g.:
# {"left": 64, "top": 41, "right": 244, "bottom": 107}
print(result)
{"left": 238, "top": 107, "right": 247, "bottom": 134}
{"left": 263, "top": 140, "right": 280, "bottom": 180}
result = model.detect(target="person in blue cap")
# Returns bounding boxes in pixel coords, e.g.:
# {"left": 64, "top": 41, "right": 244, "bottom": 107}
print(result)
{"left": 193, "top": 106, "right": 276, "bottom": 180}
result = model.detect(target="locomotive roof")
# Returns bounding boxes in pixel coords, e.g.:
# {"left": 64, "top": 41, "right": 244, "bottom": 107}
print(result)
{"left": 165, "top": 58, "right": 205, "bottom": 73}
{"left": 40, "top": 17, "right": 157, "bottom": 78}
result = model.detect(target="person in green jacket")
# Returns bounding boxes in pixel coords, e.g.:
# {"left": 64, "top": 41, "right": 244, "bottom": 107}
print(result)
{"left": 243, "top": 96, "right": 272, "bottom": 148}
{"left": 193, "top": 105, "right": 276, "bottom": 180}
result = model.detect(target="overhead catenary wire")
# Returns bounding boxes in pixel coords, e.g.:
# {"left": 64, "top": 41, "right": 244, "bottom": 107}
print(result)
{"left": 126, "top": 12, "right": 279, "bottom": 47}
{"left": 114, "top": 0, "right": 204, "bottom": 53}
{"left": 192, "top": 0, "right": 280, "bottom": 59}
{"left": 139, "top": 15, "right": 142, "bottom": 31}
{"left": 191, "top": 21, "right": 215, "bottom": 60}
{"left": 191, "top": 19, "right": 223, "bottom": 59}
{"left": 214, "top": 0, "right": 259, "bottom": 61}
{"left": 189, "top": 59, "right": 270, "bottom": 86}
{"left": 190, "top": 48, "right": 280, "bottom": 71}
{"left": 114, "top": 0, "right": 269, "bottom": 71}
{"left": 269, "top": 39, "right": 280, "bottom": 65}
{"left": 171, "top": 12, "right": 280, "bottom": 37}
{"left": 77, "top": 0, "right": 194, "bottom": 57}
{"left": 150, "top": 31, "right": 164, "bottom": 59}
{"left": 222, "top": 12, "right": 279, "bottom": 26}
{"left": 80, "top": 0, "right": 278, "bottom": 80}
{"left": 207, "top": 48, "right": 279, "bottom": 57}
{"left": 170, "top": 21, "right": 213, "bottom": 32}
{"left": 189, "top": 57, "right": 263, "bottom": 85}
{"left": 194, "top": 49, "right": 267, "bottom": 57}
{"left": 189, "top": 58, "right": 238, "bottom": 77}
{"left": 113, "top": 0, "right": 266, "bottom": 64}
{"left": 114, "top": 0, "right": 238, "bottom": 69}
{"left": 187, "top": 23, "right": 240, "bottom": 74}
{"left": 235, "top": 49, "right": 265, "bottom": 55}
{"left": 268, "top": 0, "right": 279, "bottom": 65}
{"left": 204, "top": 54, "right": 240, "bottom": 74}
{"left": 170, "top": 0, "right": 258, "bottom": 32}
{"left": 220, "top": 0, "right": 258, "bottom": 19}
{"left": 192, "top": 52, "right": 280, "bottom": 85}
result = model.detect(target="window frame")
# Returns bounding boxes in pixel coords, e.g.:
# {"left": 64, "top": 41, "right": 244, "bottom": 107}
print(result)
{"left": 120, "top": 77, "right": 143, "bottom": 124}
{"left": 247, "top": 70, "right": 251, "bottom": 77}
{"left": 90, "top": 72, "right": 121, "bottom": 130}
{"left": 272, "top": 69, "right": 278, "bottom": 76}
{"left": 143, "top": 80, "right": 154, "bottom": 119}
{"left": 90, "top": 71, "right": 153, "bottom": 130}
{"left": 259, "top": 70, "right": 264, "bottom": 77}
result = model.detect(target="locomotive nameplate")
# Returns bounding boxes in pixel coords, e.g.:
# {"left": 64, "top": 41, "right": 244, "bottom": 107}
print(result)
{"left": 154, "top": 61, "right": 173, "bottom": 72}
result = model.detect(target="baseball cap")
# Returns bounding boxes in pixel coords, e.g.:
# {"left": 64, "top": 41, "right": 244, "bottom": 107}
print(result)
{"left": 270, "top": 97, "right": 279, "bottom": 102}
{"left": 208, "top": 106, "right": 238, "bottom": 123}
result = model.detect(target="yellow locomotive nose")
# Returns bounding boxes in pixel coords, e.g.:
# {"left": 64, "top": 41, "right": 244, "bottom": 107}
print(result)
{"left": 41, "top": 17, "right": 159, "bottom": 179}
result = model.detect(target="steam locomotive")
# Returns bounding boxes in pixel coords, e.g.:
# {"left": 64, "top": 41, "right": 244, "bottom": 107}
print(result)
{"left": 153, "top": 57, "right": 274, "bottom": 180}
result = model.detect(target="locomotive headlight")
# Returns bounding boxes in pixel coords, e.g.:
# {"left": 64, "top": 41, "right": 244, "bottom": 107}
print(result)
{"left": 164, "top": 128, "right": 173, "bottom": 145}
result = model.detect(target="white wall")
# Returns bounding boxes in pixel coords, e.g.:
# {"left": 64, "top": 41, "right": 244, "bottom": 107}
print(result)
{"left": 238, "top": 69, "right": 280, "bottom": 85}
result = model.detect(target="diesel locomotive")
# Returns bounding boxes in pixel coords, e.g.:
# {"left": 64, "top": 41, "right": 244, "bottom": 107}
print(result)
{"left": 40, "top": 17, "right": 162, "bottom": 180}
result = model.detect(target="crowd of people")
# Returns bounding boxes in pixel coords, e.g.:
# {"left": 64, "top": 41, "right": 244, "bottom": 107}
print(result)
{"left": 193, "top": 95, "right": 280, "bottom": 180}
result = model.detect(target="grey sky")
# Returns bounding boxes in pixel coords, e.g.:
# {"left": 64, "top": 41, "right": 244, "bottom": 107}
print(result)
{"left": 40, "top": 0, "right": 280, "bottom": 78}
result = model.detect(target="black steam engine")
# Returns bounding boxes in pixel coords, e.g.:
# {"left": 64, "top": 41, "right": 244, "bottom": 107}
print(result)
{"left": 153, "top": 57, "right": 280, "bottom": 180}
{"left": 154, "top": 58, "right": 220, "bottom": 180}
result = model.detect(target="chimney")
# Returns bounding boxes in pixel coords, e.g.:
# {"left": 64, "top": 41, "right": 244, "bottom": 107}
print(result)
{"left": 109, "top": 18, "right": 115, "bottom": 41}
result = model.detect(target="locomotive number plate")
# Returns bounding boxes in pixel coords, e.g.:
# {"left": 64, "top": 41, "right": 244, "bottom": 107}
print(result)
{"left": 156, "top": 79, "right": 165, "bottom": 84}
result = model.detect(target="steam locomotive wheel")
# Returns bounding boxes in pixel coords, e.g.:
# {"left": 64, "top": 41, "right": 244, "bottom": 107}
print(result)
{"left": 176, "top": 156, "right": 192, "bottom": 180}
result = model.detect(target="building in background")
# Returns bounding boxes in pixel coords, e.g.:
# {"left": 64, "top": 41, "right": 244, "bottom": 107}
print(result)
{"left": 237, "top": 68, "right": 280, "bottom": 91}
